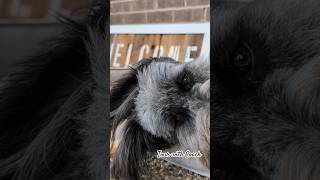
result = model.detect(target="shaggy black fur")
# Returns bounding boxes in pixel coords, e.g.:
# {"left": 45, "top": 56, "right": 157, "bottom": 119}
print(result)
{"left": 213, "top": 0, "right": 320, "bottom": 180}
{"left": 0, "top": 1, "right": 108, "bottom": 180}
{"left": 110, "top": 58, "right": 177, "bottom": 180}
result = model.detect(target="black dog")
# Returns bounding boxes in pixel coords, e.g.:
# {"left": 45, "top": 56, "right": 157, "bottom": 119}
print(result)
{"left": 0, "top": 1, "right": 108, "bottom": 180}
{"left": 213, "top": 0, "right": 320, "bottom": 179}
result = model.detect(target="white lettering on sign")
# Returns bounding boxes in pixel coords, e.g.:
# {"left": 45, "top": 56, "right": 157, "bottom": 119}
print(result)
{"left": 113, "top": 43, "right": 124, "bottom": 67}
{"left": 110, "top": 24, "right": 208, "bottom": 68}
{"left": 110, "top": 43, "right": 114, "bottom": 59}
{"left": 153, "top": 46, "right": 164, "bottom": 58}
{"left": 125, "top": 43, "right": 133, "bottom": 68}
{"left": 168, "top": 46, "right": 180, "bottom": 60}
{"left": 138, "top": 45, "right": 150, "bottom": 61}
{"left": 110, "top": 43, "right": 201, "bottom": 68}
{"left": 185, "top": 46, "right": 198, "bottom": 62}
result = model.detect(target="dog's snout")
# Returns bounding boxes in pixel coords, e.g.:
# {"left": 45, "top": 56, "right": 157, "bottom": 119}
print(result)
{"left": 170, "top": 107, "right": 190, "bottom": 128}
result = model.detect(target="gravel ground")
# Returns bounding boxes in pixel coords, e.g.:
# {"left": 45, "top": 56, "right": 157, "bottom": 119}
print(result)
{"left": 140, "top": 156, "right": 210, "bottom": 180}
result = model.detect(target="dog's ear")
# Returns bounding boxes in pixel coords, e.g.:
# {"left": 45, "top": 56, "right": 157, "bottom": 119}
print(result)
{"left": 110, "top": 58, "right": 169, "bottom": 139}
{"left": 110, "top": 58, "right": 157, "bottom": 115}
{"left": 110, "top": 59, "right": 151, "bottom": 138}
{"left": 110, "top": 59, "right": 171, "bottom": 179}
{"left": 110, "top": 69, "right": 139, "bottom": 133}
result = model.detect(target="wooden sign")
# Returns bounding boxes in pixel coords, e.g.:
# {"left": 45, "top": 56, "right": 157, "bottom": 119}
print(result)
{"left": 110, "top": 23, "right": 210, "bottom": 69}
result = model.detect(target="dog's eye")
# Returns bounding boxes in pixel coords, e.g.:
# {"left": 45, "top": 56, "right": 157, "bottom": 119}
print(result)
{"left": 182, "top": 74, "right": 190, "bottom": 84}
{"left": 233, "top": 43, "right": 254, "bottom": 70}
{"left": 177, "top": 70, "right": 194, "bottom": 91}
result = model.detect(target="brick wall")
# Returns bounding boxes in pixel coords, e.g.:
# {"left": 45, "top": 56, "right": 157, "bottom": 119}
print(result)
{"left": 110, "top": 0, "right": 210, "bottom": 24}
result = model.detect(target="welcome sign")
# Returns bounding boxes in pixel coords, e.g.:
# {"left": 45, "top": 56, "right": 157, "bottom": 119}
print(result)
{"left": 110, "top": 23, "right": 210, "bottom": 69}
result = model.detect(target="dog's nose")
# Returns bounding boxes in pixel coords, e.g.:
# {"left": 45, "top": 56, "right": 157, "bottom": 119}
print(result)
{"left": 170, "top": 107, "right": 190, "bottom": 128}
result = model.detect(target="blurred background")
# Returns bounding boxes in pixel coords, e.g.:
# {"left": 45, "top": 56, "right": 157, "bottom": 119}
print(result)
{"left": 214, "top": 0, "right": 252, "bottom": 9}
{"left": 0, "top": 0, "right": 93, "bottom": 78}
